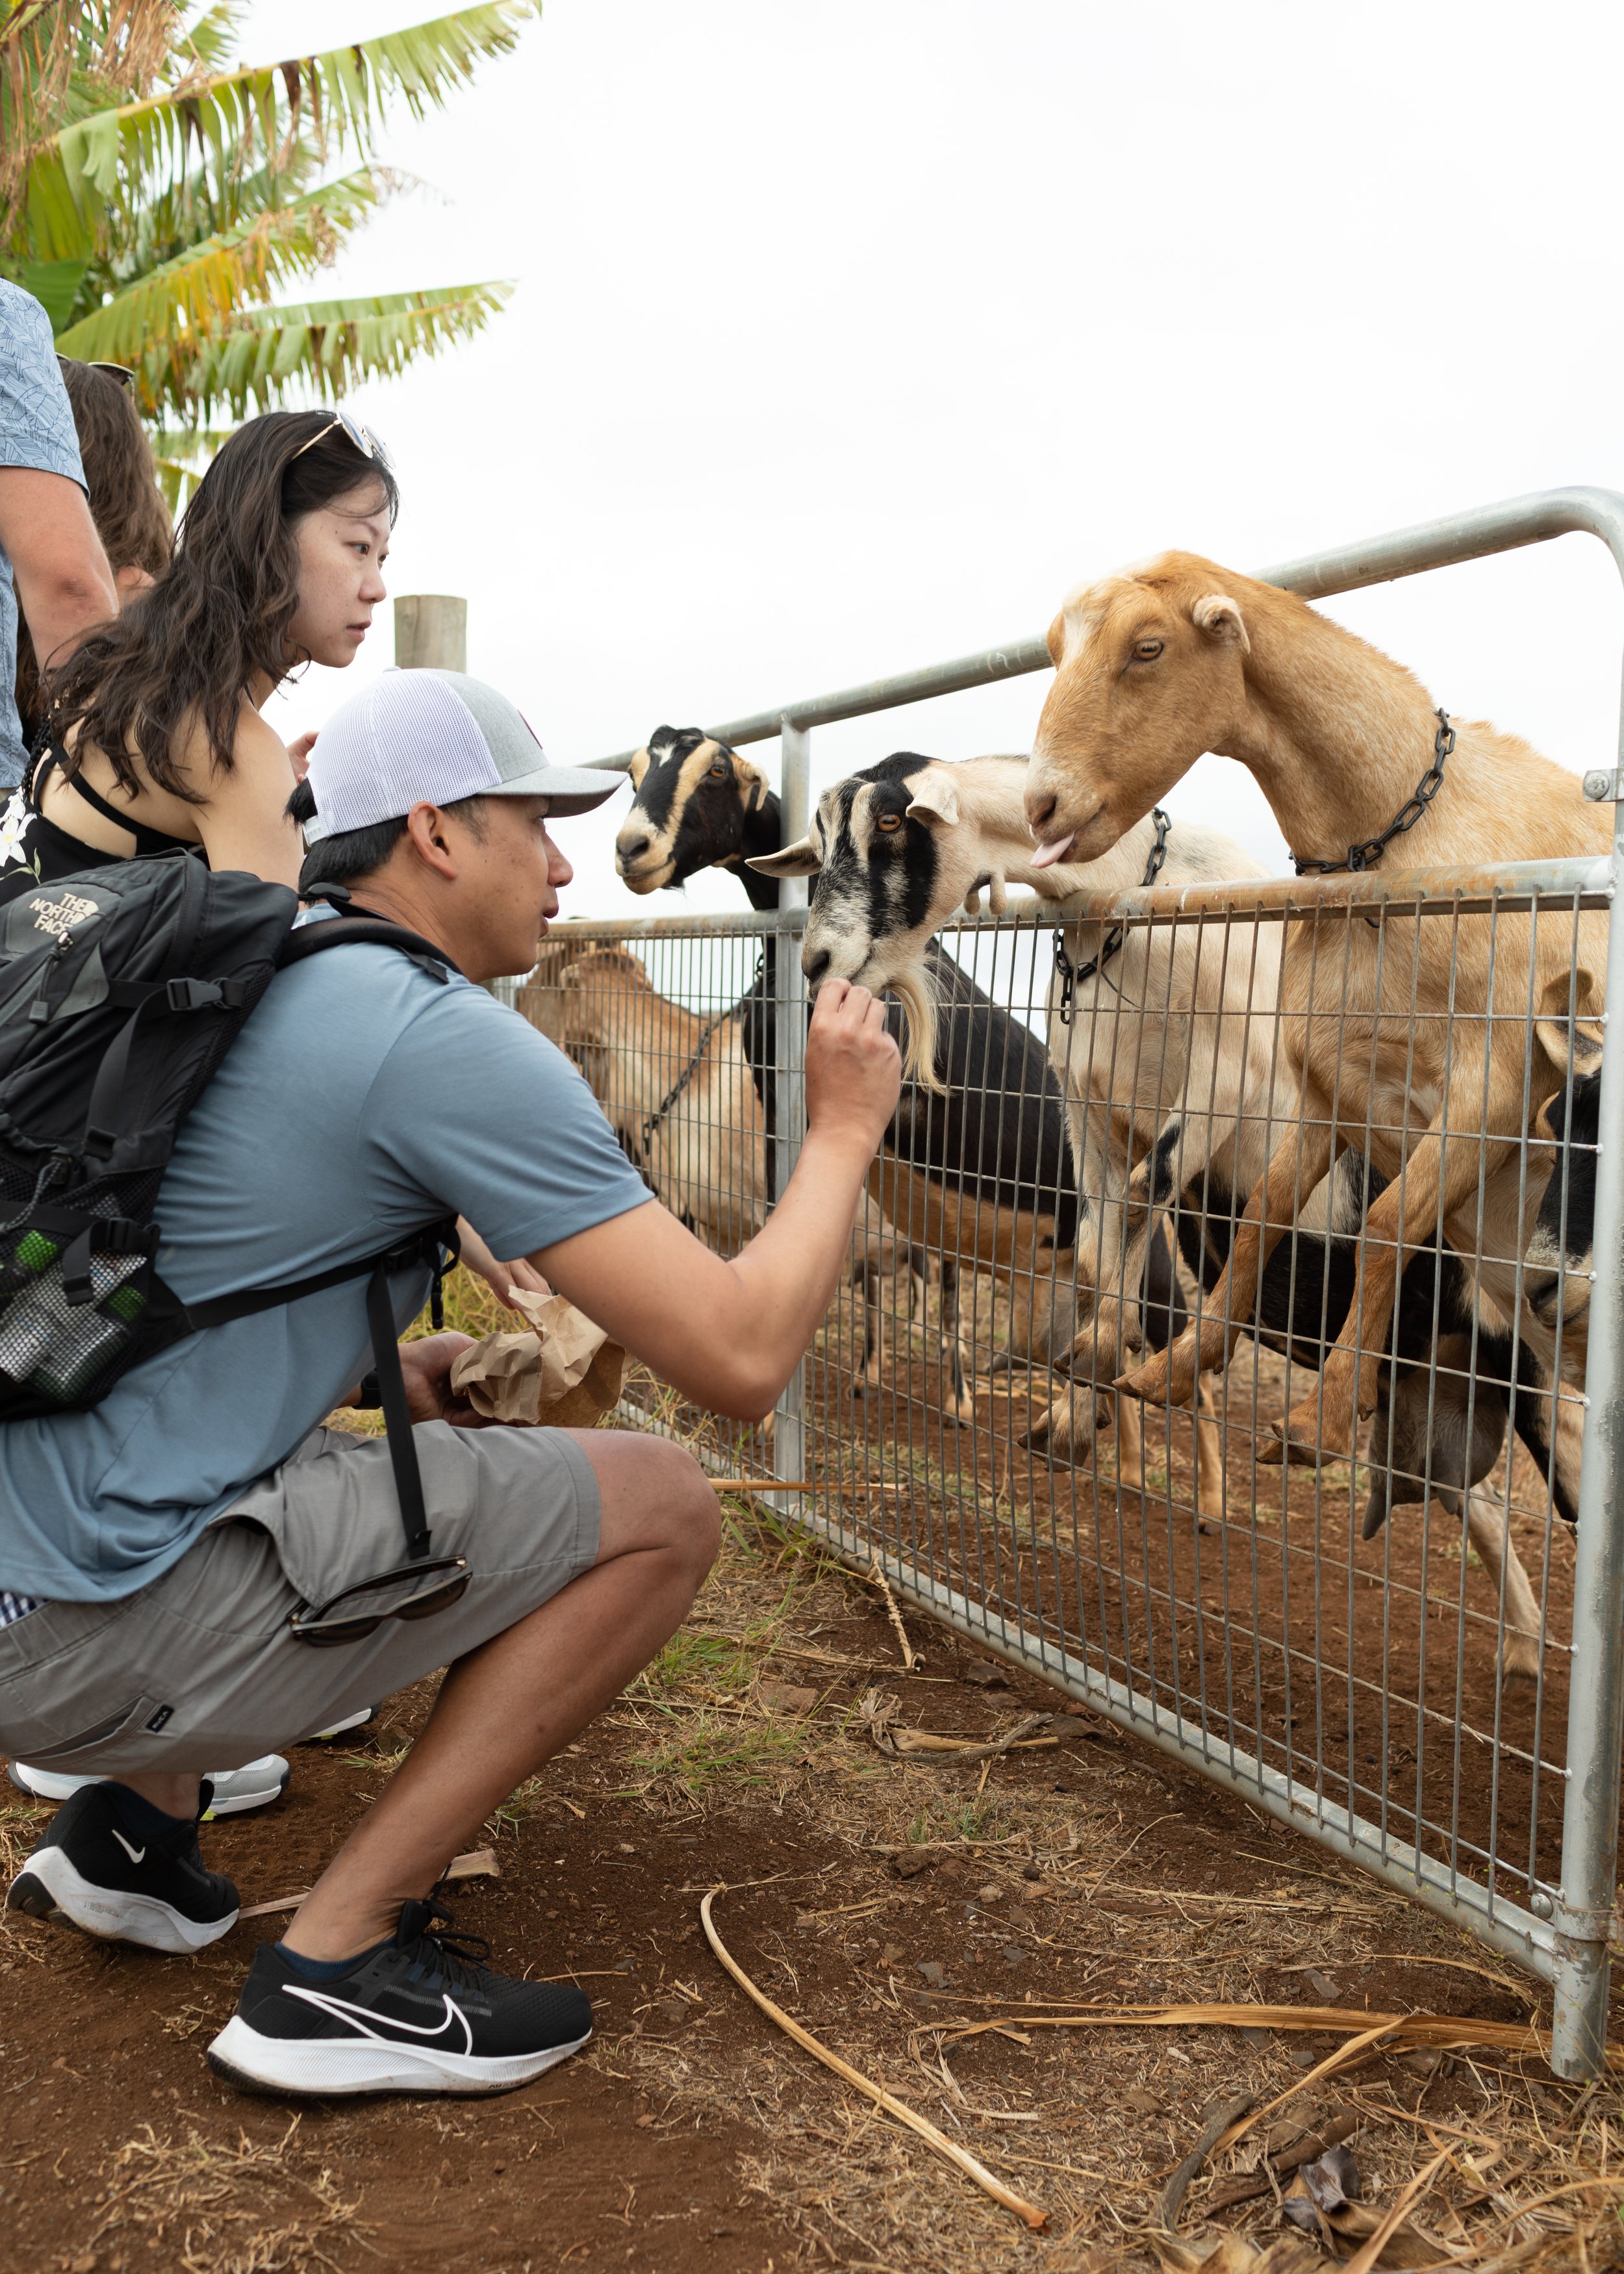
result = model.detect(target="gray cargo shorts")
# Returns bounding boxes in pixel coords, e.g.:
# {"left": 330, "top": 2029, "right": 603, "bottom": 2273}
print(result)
{"left": 0, "top": 1422, "right": 602, "bottom": 1776}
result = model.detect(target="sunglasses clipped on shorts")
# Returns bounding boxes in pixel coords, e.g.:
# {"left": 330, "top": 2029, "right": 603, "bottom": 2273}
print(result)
{"left": 289, "top": 405, "right": 392, "bottom": 470}
{"left": 288, "top": 1556, "right": 470, "bottom": 1647}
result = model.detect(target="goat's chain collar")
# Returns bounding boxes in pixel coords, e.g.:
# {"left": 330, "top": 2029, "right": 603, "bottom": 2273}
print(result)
{"left": 1052, "top": 808, "right": 1171, "bottom": 1028}
{"left": 1291, "top": 709, "right": 1455, "bottom": 877}
{"left": 641, "top": 1013, "right": 730, "bottom": 1152}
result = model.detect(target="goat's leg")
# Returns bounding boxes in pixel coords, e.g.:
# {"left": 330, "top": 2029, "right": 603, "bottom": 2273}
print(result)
{"left": 856, "top": 1261, "right": 883, "bottom": 1396}
{"left": 1193, "top": 1378, "right": 1226, "bottom": 1522}
{"left": 1115, "top": 1391, "right": 1145, "bottom": 1491}
{"left": 1119, "top": 1114, "right": 1339, "bottom": 1411}
{"left": 1463, "top": 1484, "right": 1543, "bottom": 1686}
{"left": 1019, "top": 1221, "right": 1141, "bottom": 1463}
{"left": 1270, "top": 1102, "right": 1515, "bottom": 1464}
{"left": 937, "top": 1256, "right": 976, "bottom": 1424}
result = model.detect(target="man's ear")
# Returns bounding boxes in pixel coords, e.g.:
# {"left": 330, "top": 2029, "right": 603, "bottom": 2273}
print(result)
{"left": 1191, "top": 593, "right": 1250, "bottom": 652}
{"left": 405, "top": 800, "right": 461, "bottom": 878}
{"left": 748, "top": 832, "right": 823, "bottom": 878}
{"left": 627, "top": 747, "right": 652, "bottom": 791}
{"left": 905, "top": 774, "right": 960, "bottom": 828}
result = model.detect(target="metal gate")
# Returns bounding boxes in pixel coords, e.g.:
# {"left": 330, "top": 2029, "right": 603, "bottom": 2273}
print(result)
{"left": 516, "top": 488, "right": 1624, "bottom": 2078}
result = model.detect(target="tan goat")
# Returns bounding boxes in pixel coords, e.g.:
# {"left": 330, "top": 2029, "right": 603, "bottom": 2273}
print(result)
{"left": 520, "top": 938, "right": 933, "bottom": 1392}
{"left": 1023, "top": 552, "right": 1608, "bottom": 1467}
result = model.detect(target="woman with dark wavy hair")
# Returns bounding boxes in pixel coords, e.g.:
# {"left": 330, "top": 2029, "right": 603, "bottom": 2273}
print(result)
{"left": 0, "top": 405, "right": 396, "bottom": 891}
{"left": 12, "top": 357, "right": 175, "bottom": 750}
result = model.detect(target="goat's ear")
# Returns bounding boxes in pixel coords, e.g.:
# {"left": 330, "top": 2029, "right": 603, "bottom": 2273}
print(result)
{"left": 732, "top": 753, "right": 772, "bottom": 813}
{"left": 904, "top": 775, "right": 960, "bottom": 829}
{"left": 748, "top": 832, "right": 823, "bottom": 878}
{"left": 1045, "top": 610, "right": 1067, "bottom": 669}
{"left": 1191, "top": 593, "right": 1250, "bottom": 654}
{"left": 626, "top": 747, "right": 652, "bottom": 791}
{"left": 1535, "top": 965, "right": 1605, "bottom": 1074}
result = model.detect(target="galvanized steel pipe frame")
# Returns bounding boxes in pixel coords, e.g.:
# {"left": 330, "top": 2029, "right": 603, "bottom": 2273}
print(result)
{"left": 577, "top": 487, "right": 1624, "bottom": 2076}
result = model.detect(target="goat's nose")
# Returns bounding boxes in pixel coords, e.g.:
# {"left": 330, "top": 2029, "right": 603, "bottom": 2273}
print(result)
{"left": 803, "top": 945, "right": 831, "bottom": 986}
{"left": 617, "top": 832, "right": 650, "bottom": 864}
{"left": 1027, "top": 790, "right": 1057, "bottom": 834}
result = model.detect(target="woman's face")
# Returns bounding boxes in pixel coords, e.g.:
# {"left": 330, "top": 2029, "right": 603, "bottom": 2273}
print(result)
{"left": 285, "top": 480, "right": 391, "bottom": 670}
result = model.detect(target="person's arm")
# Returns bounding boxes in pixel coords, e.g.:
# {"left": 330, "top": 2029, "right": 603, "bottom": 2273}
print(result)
{"left": 533, "top": 978, "right": 901, "bottom": 1420}
{"left": 0, "top": 466, "right": 117, "bottom": 669}
{"left": 190, "top": 704, "right": 305, "bottom": 884}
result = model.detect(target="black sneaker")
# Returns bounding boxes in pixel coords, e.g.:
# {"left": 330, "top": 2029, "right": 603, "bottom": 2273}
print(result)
{"left": 6, "top": 1781, "right": 239, "bottom": 1954}
{"left": 207, "top": 1899, "right": 592, "bottom": 2097}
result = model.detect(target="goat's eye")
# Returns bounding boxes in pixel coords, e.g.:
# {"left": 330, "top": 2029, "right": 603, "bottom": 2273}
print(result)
{"left": 1134, "top": 638, "right": 1164, "bottom": 661}
{"left": 709, "top": 760, "right": 731, "bottom": 779}
{"left": 876, "top": 811, "right": 904, "bottom": 832}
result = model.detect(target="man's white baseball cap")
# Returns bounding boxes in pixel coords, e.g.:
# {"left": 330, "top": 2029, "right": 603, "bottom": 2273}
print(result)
{"left": 300, "top": 668, "right": 619, "bottom": 845}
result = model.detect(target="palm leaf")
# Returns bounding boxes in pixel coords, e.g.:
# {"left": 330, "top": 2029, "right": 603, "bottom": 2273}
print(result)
{"left": 19, "top": 4, "right": 538, "bottom": 260}
{"left": 53, "top": 169, "right": 397, "bottom": 370}
{"left": 141, "top": 279, "right": 515, "bottom": 424}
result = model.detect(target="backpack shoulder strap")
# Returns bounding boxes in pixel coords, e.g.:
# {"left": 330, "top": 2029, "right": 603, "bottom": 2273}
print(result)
{"left": 276, "top": 914, "right": 464, "bottom": 983}
{"left": 186, "top": 1218, "right": 461, "bottom": 1565}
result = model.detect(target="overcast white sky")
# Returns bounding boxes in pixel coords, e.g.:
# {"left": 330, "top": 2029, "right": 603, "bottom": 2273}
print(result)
{"left": 245, "top": 0, "right": 1624, "bottom": 914}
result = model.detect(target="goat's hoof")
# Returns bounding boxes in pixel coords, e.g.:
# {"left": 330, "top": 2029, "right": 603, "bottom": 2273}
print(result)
{"left": 1262, "top": 1415, "right": 1326, "bottom": 1468}
{"left": 1281, "top": 1392, "right": 1358, "bottom": 1460}
{"left": 1113, "top": 1362, "right": 1160, "bottom": 1404}
{"left": 1501, "top": 1644, "right": 1541, "bottom": 1688}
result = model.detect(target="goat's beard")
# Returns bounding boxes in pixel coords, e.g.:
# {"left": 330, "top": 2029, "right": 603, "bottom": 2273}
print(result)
{"left": 883, "top": 964, "right": 945, "bottom": 1094}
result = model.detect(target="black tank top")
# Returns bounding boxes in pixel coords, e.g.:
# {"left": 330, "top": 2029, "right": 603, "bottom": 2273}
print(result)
{"left": 0, "top": 738, "right": 199, "bottom": 895}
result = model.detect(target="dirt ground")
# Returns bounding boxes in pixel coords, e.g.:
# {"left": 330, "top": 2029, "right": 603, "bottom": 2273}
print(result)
{"left": 3, "top": 1470, "right": 1621, "bottom": 2274}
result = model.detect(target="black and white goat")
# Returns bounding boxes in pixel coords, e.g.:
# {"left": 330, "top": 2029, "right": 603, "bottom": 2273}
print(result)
{"left": 754, "top": 750, "right": 1566, "bottom": 1682}
{"left": 616, "top": 728, "right": 1085, "bottom": 1420}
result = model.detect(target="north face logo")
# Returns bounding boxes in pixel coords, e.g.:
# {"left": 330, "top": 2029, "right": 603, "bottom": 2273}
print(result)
{"left": 29, "top": 892, "right": 100, "bottom": 940}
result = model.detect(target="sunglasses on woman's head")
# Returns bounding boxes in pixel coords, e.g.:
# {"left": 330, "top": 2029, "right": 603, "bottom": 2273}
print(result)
{"left": 289, "top": 406, "right": 392, "bottom": 471}
{"left": 57, "top": 355, "right": 135, "bottom": 389}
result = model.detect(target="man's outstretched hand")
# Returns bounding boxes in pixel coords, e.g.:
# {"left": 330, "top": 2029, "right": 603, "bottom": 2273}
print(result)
{"left": 802, "top": 977, "right": 901, "bottom": 1160}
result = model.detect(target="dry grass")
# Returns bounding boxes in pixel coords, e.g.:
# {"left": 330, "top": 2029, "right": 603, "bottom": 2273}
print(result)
{"left": 327, "top": 1261, "right": 1624, "bottom": 2270}
{"left": 74, "top": 2117, "right": 362, "bottom": 2273}
{"left": 558, "top": 1485, "right": 1624, "bottom": 2274}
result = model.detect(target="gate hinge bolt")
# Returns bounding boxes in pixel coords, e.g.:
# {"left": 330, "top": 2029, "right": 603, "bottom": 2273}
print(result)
{"left": 1530, "top": 1890, "right": 1555, "bottom": 1918}
{"left": 1583, "top": 769, "right": 1619, "bottom": 801}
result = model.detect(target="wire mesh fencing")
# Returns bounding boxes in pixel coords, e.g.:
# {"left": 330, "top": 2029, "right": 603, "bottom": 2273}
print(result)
{"left": 504, "top": 852, "right": 1619, "bottom": 2065}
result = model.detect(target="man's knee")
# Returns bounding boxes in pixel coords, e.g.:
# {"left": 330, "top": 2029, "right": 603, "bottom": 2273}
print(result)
{"left": 583, "top": 1432, "right": 720, "bottom": 1577}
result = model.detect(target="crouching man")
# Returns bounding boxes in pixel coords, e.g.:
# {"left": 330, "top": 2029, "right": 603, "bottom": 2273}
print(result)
{"left": 0, "top": 667, "right": 901, "bottom": 2099}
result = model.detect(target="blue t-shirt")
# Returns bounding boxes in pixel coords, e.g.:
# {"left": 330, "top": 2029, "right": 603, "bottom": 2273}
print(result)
{"left": 0, "top": 939, "right": 653, "bottom": 1603}
{"left": 0, "top": 283, "right": 86, "bottom": 787}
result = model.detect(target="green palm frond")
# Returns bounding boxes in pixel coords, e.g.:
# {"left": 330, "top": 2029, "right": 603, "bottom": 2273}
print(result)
{"left": 18, "top": 5, "right": 537, "bottom": 261}
{"left": 164, "top": 279, "right": 514, "bottom": 422}
{"left": 53, "top": 166, "right": 393, "bottom": 361}
{"left": 7, "top": 5, "right": 533, "bottom": 440}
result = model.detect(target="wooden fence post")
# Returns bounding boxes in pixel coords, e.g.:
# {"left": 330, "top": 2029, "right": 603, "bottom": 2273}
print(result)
{"left": 394, "top": 594, "right": 467, "bottom": 672}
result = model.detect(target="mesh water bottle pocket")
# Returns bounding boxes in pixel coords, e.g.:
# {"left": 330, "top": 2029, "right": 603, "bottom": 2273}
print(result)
{"left": 0, "top": 1229, "right": 147, "bottom": 1404}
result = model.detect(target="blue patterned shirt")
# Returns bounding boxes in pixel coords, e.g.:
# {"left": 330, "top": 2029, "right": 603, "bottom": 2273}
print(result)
{"left": 0, "top": 283, "right": 86, "bottom": 789}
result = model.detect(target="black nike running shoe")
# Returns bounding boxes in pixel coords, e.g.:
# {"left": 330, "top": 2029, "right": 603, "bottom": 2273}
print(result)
{"left": 207, "top": 1898, "right": 593, "bottom": 2097}
{"left": 6, "top": 1781, "right": 239, "bottom": 1953}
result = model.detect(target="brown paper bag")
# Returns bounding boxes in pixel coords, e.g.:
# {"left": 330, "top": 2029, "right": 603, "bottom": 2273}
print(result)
{"left": 450, "top": 1287, "right": 626, "bottom": 1427}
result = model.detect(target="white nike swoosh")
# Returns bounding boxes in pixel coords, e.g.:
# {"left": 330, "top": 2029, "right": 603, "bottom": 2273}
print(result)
{"left": 286, "top": 1985, "right": 473, "bottom": 2057}
{"left": 110, "top": 1828, "right": 146, "bottom": 1865}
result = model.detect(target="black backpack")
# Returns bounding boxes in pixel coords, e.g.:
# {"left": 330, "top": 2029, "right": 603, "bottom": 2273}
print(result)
{"left": 0, "top": 852, "right": 460, "bottom": 1561}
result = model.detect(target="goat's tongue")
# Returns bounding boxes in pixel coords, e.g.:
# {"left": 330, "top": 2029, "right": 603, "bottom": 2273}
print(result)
{"left": 1030, "top": 832, "right": 1075, "bottom": 869}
